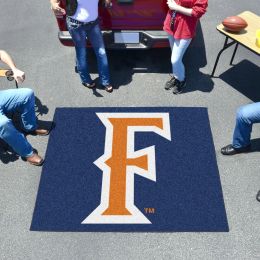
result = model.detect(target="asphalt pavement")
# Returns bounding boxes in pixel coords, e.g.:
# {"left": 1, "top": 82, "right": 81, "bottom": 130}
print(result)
{"left": 0, "top": 0, "right": 260, "bottom": 259}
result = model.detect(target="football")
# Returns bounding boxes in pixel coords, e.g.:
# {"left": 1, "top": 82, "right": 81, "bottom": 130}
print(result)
{"left": 222, "top": 16, "right": 248, "bottom": 32}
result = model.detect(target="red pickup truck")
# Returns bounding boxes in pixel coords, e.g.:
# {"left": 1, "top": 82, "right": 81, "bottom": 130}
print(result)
{"left": 56, "top": 0, "right": 169, "bottom": 49}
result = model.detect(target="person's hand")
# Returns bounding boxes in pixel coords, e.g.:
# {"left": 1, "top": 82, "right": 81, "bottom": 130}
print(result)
{"left": 12, "top": 68, "right": 25, "bottom": 84}
{"left": 51, "top": 1, "right": 66, "bottom": 16}
{"left": 104, "top": 0, "right": 112, "bottom": 8}
{"left": 167, "top": 0, "right": 179, "bottom": 11}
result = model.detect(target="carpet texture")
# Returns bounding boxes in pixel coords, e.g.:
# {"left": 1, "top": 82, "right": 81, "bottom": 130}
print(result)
{"left": 31, "top": 107, "right": 229, "bottom": 232}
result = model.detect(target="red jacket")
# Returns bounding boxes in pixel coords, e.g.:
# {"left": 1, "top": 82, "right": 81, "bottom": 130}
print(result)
{"left": 163, "top": 0, "right": 208, "bottom": 39}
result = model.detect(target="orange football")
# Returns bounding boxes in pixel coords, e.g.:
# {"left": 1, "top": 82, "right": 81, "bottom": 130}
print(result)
{"left": 222, "top": 16, "right": 248, "bottom": 32}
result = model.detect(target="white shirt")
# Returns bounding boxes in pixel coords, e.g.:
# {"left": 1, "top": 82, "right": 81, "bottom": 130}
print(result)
{"left": 71, "top": 0, "right": 99, "bottom": 23}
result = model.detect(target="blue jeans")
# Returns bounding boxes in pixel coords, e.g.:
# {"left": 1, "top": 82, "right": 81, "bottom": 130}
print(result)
{"left": 168, "top": 35, "right": 192, "bottom": 82}
{"left": 67, "top": 17, "right": 110, "bottom": 86}
{"left": 232, "top": 102, "right": 260, "bottom": 148}
{"left": 0, "top": 88, "right": 37, "bottom": 157}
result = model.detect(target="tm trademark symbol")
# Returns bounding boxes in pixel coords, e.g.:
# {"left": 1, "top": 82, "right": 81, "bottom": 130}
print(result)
{"left": 144, "top": 208, "right": 155, "bottom": 214}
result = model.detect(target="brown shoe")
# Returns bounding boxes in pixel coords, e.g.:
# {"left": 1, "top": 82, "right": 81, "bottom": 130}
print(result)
{"left": 23, "top": 152, "right": 44, "bottom": 166}
{"left": 104, "top": 85, "right": 113, "bottom": 93}
{"left": 32, "top": 128, "right": 50, "bottom": 136}
{"left": 28, "top": 122, "right": 55, "bottom": 136}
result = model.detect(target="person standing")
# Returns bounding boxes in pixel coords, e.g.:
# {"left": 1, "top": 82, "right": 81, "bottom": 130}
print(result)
{"left": 163, "top": 0, "right": 208, "bottom": 94}
{"left": 50, "top": 0, "right": 113, "bottom": 93}
{"left": 0, "top": 50, "right": 51, "bottom": 166}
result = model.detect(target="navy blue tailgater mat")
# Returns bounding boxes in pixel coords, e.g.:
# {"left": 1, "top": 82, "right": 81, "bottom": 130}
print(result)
{"left": 30, "top": 107, "right": 229, "bottom": 232}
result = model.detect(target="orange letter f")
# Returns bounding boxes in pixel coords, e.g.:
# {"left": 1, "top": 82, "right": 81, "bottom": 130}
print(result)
{"left": 82, "top": 113, "right": 171, "bottom": 224}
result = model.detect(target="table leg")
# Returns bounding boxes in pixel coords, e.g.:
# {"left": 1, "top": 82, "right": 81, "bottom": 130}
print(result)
{"left": 230, "top": 43, "right": 239, "bottom": 65}
{"left": 211, "top": 37, "right": 236, "bottom": 77}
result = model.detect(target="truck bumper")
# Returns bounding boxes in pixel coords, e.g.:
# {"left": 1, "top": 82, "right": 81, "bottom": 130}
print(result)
{"left": 58, "top": 30, "right": 169, "bottom": 49}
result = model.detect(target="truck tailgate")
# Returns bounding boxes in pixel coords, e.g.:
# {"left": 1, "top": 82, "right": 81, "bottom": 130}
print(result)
{"left": 100, "top": 0, "right": 168, "bottom": 30}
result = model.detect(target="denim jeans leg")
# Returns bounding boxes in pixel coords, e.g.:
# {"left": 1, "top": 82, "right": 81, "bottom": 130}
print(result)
{"left": 18, "top": 89, "right": 38, "bottom": 132}
{"left": 0, "top": 88, "right": 35, "bottom": 157}
{"left": 168, "top": 34, "right": 174, "bottom": 50}
{"left": 0, "top": 115, "right": 33, "bottom": 157}
{"left": 169, "top": 37, "right": 191, "bottom": 81}
{"left": 232, "top": 102, "right": 260, "bottom": 148}
{"left": 0, "top": 88, "right": 37, "bottom": 131}
{"left": 67, "top": 18, "right": 93, "bottom": 84}
{"left": 75, "top": 46, "right": 93, "bottom": 84}
{"left": 88, "top": 23, "right": 110, "bottom": 86}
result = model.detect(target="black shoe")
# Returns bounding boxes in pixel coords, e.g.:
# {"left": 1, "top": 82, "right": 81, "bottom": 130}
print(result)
{"left": 256, "top": 190, "right": 260, "bottom": 202}
{"left": 221, "top": 144, "right": 251, "bottom": 155}
{"left": 82, "top": 82, "right": 96, "bottom": 89}
{"left": 164, "top": 76, "right": 176, "bottom": 90}
{"left": 172, "top": 79, "right": 186, "bottom": 94}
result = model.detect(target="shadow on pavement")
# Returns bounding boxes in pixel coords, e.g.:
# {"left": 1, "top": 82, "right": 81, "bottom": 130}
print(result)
{"left": 90, "top": 87, "right": 104, "bottom": 98}
{"left": 89, "top": 48, "right": 172, "bottom": 90}
{"left": 250, "top": 138, "right": 260, "bottom": 153}
{"left": 110, "top": 48, "right": 171, "bottom": 90}
{"left": 183, "top": 22, "right": 214, "bottom": 94}
{"left": 87, "top": 21, "right": 213, "bottom": 93}
{"left": 0, "top": 140, "right": 19, "bottom": 164}
{"left": 35, "top": 96, "right": 49, "bottom": 116}
{"left": 219, "top": 60, "right": 260, "bottom": 102}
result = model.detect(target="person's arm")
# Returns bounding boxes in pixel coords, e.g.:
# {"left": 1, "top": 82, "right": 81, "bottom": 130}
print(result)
{"left": 50, "top": 0, "right": 66, "bottom": 16}
{"left": 0, "top": 50, "right": 25, "bottom": 83}
{"left": 190, "top": 0, "right": 208, "bottom": 19}
{"left": 167, "top": 0, "right": 208, "bottom": 18}
{"left": 167, "top": 0, "right": 192, "bottom": 16}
